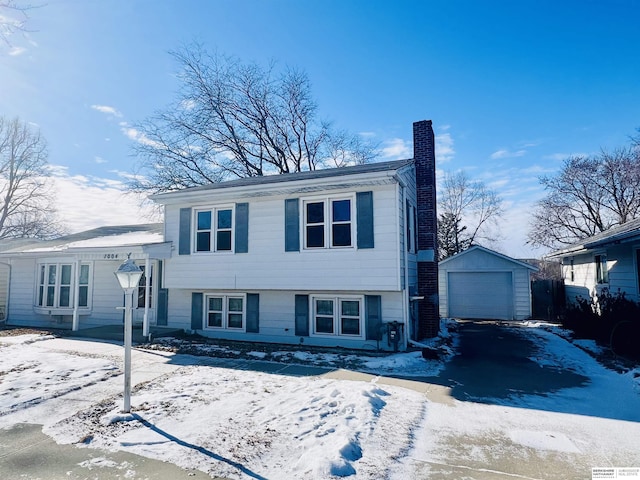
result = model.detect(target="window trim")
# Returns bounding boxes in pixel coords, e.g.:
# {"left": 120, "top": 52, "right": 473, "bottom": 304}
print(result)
{"left": 309, "top": 294, "right": 364, "bottom": 339}
{"left": 203, "top": 293, "right": 246, "bottom": 331}
{"left": 35, "top": 262, "right": 93, "bottom": 312}
{"left": 595, "top": 253, "right": 609, "bottom": 285}
{"left": 193, "top": 204, "right": 235, "bottom": 254}
{"left": 302, "top": 195, "right": 355, "bottom": 250}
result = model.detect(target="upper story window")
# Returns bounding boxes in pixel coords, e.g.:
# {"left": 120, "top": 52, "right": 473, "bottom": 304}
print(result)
{"left": 595, "top": 254, "right": 608, "bottom": 284}
{"left": 37, "top": 263, "right": 91, "bottom": 309}
{"left": 195, "top": 206, "right": 234, "bottom": 253}
{"left": 304, "top": 197, "right": 353, "bottom": 249}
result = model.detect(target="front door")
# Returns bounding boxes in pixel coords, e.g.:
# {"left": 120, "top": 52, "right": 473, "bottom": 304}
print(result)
{"left": 133, "top": 263, "right": 155, "bottom": 326}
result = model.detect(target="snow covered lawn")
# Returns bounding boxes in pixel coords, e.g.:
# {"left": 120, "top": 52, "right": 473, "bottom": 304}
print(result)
{"left": 1, "top": 322, "right": 639, "bottom": 479}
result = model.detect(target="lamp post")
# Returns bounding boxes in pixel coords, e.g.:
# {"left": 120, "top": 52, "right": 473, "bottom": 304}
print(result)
{"left": 114, "top": 256, "right": 143, "bottom": 413}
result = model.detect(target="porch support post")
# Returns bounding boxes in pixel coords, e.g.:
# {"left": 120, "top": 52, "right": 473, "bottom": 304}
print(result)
{"left": 142, "top": 256, "right": 151, "bottom": 337}
{"left": 72, "top": 257, "right": 81, "bottom": 331}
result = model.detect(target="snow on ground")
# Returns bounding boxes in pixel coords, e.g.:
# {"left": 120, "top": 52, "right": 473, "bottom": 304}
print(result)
{"left": 392, "top": 323, "right": 640, "bottom": 479}
{"left": 0, "top": 338, "right": 119, "bottom": 419}
{"left": 47, "top": 366, "right": 425, "bottom": 479}
{"left": 1, "top": 320, "right": 640, "bottom": 480}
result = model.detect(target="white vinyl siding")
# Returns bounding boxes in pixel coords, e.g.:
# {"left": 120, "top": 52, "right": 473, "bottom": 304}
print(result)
{"left": 564, "top": 244, "right": 640, "bottom": 304}
{"left": 163, "top": 184, "right": 402, "bottom": 292}
{"left": 167, "top": 289, "right": 403, "bottom": 349}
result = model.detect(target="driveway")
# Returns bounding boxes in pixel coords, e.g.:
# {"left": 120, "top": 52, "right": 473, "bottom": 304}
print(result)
{"left": 438, "top": 320, "right": 589, "bottom": 401}
{"left": 395, "top": 320, "right": 640, "bottom": 480}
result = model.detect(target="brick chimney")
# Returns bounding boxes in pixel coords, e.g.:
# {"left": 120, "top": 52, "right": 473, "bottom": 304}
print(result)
{"left": 414, "top": 120, "right": 439, "bottom": 338}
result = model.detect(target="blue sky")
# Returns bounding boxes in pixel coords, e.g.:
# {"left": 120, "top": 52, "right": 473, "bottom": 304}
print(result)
{"left": 1, "top": 0, "right": 639, "bottom": 257}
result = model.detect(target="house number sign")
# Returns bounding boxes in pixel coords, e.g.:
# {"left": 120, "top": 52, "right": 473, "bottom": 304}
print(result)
{"left": 103, "top": 253, "right": 120, "bottom": 259}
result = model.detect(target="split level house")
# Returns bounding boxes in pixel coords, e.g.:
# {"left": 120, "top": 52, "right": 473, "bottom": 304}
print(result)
{"left": 0, "top": 120, "right": 439, "bottom": 351}
{"left": 548, "top": 218, "right": 640, "bottom": 305}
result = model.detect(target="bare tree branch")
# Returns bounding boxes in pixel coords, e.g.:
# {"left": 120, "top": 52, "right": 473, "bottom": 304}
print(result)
{"left": 128, "top": 44, "right": 377, "bottom": 194}
{"left": 0, "top": 116, "right": 65, "bottom": 239}
{"left": 528, "top": 148, "right": 640, "bottom": 250}
{"left": 0, "top": 1, "right": 39, "bottom": 48}
{"left": 437, "top": 170, "right": 504, "bottom": 260}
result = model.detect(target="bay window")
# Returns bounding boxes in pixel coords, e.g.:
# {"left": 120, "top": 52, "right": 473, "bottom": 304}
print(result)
{"left": 37, "top": 263, "right": 91, "bottom": 309}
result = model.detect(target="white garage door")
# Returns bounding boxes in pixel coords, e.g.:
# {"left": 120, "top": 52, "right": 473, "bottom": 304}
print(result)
{"left": 448, "top": 271, "right": 514, "bottom": 320}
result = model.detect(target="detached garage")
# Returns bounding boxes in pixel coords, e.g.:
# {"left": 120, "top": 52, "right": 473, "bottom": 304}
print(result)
{"left": 439, "top": 245, "right": 537, "bottom": 320}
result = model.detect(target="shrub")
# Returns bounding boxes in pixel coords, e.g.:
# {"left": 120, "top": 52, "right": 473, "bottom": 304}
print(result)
{"left": 563, "top": 288, "right": 640, "bottom": 360}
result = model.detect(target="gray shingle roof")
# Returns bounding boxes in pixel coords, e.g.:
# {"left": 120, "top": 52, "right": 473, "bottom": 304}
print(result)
{"left": 548, "top": 217, "right": 640, "bottom": 257}
{"left": 151, "top": 159, "right": 414, "bottom": 199}
{"left": 0, "top": 224, "right": 163, "bottom": 254}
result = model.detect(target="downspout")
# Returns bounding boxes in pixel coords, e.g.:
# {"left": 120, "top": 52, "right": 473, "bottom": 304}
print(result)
{"left": 0, "top": 261, "right": 11, "bottom": 324}
{"left": 143, "top": 255, "right": 151, "bottom": 337}
{"left": 395, "top": 174, "right": 411, "bottom": 350}
{"left": 72, "top": 257, "right": 81, "bottom": 331}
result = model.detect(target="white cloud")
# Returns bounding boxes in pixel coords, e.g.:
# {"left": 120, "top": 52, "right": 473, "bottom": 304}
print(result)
{"left": 8, "top": 46, "right": 26, "bottom": 56}
{"left": 49, "top": 167, "right": 159, "bottom": 234}
{"left": 542, "top": 152, "right": 589, "bottom": 161}
{"left": 358, "top": 131, "right": 376, "bottom": 138}
{"left": 120, "top": 124, "right": 162, "bottom": 148}
{"left": 179, "top": 99, "right": 196, "bottom": 110}
{"left": 94, "top": 156, "right": 107, "bottom": 164}
{"left": 490, "top": 149, "right": 526, "bottom": 160}
{"left": 91, "top": 105, "right": 123, "bottom": 118}
{"left": 381, "top": 138, "right": 411, "bottom": 159}
{"left": 381, "top": 129, "right": 455, "bottom": 163}
{"left": 435, "top": 132, "right": 455, "bottom": 163}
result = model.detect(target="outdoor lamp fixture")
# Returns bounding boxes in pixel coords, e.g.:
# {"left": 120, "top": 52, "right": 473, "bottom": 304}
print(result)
{"left": 114, "top": 255, "right": 143, "bottom": 413}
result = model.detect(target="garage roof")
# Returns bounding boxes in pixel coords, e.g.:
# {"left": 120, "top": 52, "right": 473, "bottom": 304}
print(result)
{"left": 439, "top": 245, "right": 538, "bottom": 271}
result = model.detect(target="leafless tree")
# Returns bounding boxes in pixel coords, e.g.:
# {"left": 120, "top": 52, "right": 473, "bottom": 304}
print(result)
{"left": 129, "top": 45, "right": 376, "bottom": 194}
{"left": 528, "top": 147, "right": 640, "bottom": 250}
{"left": 437, "top": 170, "right": 504, "bottom": 260}
{"left": 0, "top": 1, "right": 34, "bottom": 47}
{"left": 0, "top": 116, "right": 64, "bottom": 239}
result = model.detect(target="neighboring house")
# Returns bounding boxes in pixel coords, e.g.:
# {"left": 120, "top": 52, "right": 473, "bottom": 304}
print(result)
{"left": 0, "top": 224, "right": 171, "bottom": 331}
{"left": 149, "top": 120, "right": 439, "bottom": 351}
{"left": 0, "top": 120, "right": 439, "bottom": 352}
{"left": 547, "top": 218, "right": 640, "bottom": 304}
{"left": 438, "top": 245, "right": 537, "bottom": 321}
